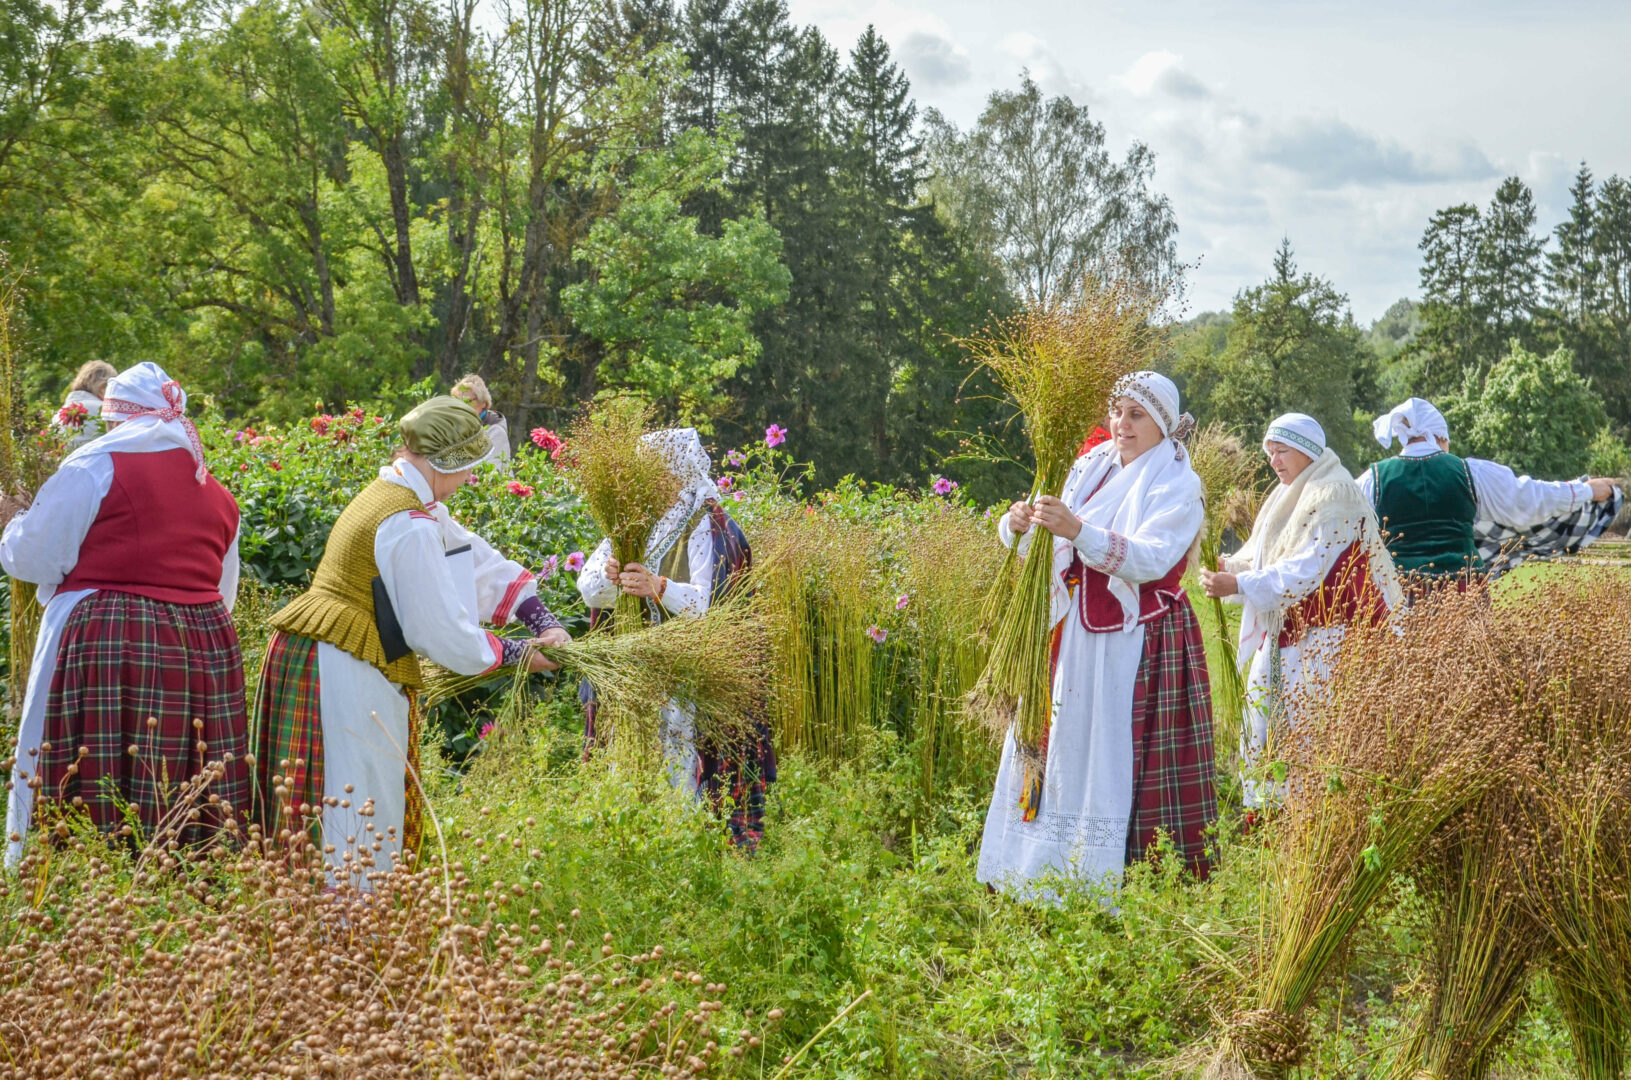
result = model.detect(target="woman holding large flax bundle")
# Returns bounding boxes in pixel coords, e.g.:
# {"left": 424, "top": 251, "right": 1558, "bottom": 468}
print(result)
{"left": 1, "top": 362, "right": 246, "bottom": 865}
{"left": 977, "top": 371, "right": 1215, "bottom": 895}
{"left": 1200, "top": 413, "right": 1403, "bottom": 808}
{"left": 575, "top": 428, "right": 772, "bottom": 849}
{"left": 249, "top": 396, "right": 568, "bottom": 883}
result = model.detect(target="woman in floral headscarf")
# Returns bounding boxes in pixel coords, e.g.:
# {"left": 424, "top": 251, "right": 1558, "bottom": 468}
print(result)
{"left": 575, "top": 428, "right": 773, "bottom": 850}
{"left": 2, "top": 362, "right": 245, "bottom": 864}
{"left": 978, "top": 372, "right": 1216, "bottom": 898}
{"left": 249, "top": 396, "right": 569, "bottom": 886}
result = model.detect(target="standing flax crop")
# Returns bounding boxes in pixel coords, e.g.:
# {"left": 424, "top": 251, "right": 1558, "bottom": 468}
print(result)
{"left": 555, "top": 397, "right": 684, "bottom": 632}
{"left": 1187, "top": 424, "right": 1265, "bottom": 774}
{"left": 963, "top": 277, "right": 1166, "bottom": 811}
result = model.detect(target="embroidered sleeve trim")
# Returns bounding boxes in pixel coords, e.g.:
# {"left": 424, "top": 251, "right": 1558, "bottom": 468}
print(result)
{"left": 492, "top": 569, "right": 535, "bottom": 624}
{"left": 1098, "top": 531, "right": 1129, "bottom": 575}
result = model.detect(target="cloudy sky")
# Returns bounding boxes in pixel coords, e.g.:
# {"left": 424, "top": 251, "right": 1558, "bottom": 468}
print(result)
{"left": 785, "top": 0, "right": 1631, "bottom": 322}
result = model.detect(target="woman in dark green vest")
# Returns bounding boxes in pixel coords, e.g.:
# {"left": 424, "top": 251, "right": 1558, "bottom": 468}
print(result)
{"left": 1357, "top": 398, "right": 1617, "bottom": 585}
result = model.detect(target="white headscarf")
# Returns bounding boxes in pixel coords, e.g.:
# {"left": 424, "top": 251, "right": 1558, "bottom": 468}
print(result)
{"left": 72, "top": 362, "right": 207, "bottom": 483}
{"left": 1111, "top": 370, "right": 1195, "bottom": 440}
{"left": 642, "top": 428, "right": 717, "bottom": 563}
{"left": 1373, "top": 398, "right": 1448, "bottom": 451}
{"left": 1263, "top": 412, "right": 1326, "bottom": 461}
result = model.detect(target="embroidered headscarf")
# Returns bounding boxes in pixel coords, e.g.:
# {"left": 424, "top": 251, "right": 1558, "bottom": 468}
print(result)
{"left": 1373, "top": 397, "right": 1449, "bottom": 450}
{"left": 1263, "top": 412, "right": 1326, "bottom": 461}
{"left": 1111, "top": 370, "right": 1196, "bottom": 441}
{"left": 97, "top": 362, "right": 207, "bottom": 483}
{"left": 642, "top": 428, "right": 718, "bottom": 564}
{"left": 399, "top": 396, "right": 493, "bottom": 473}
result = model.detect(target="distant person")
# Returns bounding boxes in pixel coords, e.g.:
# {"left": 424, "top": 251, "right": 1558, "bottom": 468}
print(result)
{"left": 575, "top": 428, "right": 771, "bottom": 850}
{"left": 249, "top": 396, "right": 567, "bottom": 885}
{"left": 53, "top": 360, "right": 117, "bottom": 449}
{"left": 978, "top": 371, "right": 1215, "bottom": 898}
{"left": 451, "top": 374, "right": 510, "bottom": 468}
{"left": 1357, "top": 398, "right": 1617, "bottom": 587}
{"left": 1, "top": 362, "right": 246, "bottom": 865}
{"left": 1201, "top": 413, "right": 1403, "bottom": 807}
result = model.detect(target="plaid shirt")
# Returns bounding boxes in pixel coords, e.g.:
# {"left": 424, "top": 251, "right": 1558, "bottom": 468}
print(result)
{"left": 1474, "top": 480, "right": 1624, "bottom": 580}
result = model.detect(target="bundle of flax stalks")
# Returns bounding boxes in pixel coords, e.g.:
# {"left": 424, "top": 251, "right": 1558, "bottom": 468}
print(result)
{"left": 554, "top": 396, "right": 683, "bottom": 632}
{"left": 424, "top": 593, "right": 770, "bottom": 777}
{"left": 1188, "top": 589, "right": 1513, "bottom": 1080}
{"left": 1186, "top": 423, "right": 1265, "bottom": 774}
{"left": 964, "top": 276, "right": 1166, "bottom": 819}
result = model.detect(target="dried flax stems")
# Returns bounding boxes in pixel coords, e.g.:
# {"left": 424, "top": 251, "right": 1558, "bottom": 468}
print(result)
{"left": 1187, "top": 423, "right": 1264, "bottom": 772}
{"left": 555, "top": 396, "right": 683, "bottom": 632}
{"left": 964, "top": 276, "right": 1167, "bottom": 807}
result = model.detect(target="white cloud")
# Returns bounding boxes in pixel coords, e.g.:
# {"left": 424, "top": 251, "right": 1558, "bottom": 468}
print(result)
{"left": 898, "top": 31, "right": 971, "bottom": 88}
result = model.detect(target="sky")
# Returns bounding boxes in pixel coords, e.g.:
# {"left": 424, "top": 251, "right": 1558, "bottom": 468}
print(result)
{"left": 784, "top": 0, "right": 1631, "bottom": 323}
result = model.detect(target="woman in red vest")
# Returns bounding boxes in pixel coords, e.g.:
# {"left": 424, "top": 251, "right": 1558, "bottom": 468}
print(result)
{"left": 978, "top": 371, "right": 1216, "bottom": 898}
{"left": 1, "top": 362, "right": 246, "bottom": 865}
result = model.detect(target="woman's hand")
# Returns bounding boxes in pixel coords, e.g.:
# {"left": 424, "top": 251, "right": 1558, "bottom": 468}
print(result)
{"left": 1007, "top": 500, "right": 1034, "bottom": 534}
{"left": 1588, "top": 477, "right": 1618, "bottom": 502}
{"left": 1031, "top": 495, "right": 1082, "bottom": 540}
{"left": 536, "top": 626, "right": 571, "bottom": 647}
{"left": 602, "top": 557, "right": 622, "bottom": 580}
{"left": 617, "top": 561, "right": 663, "bottom": 599}
{"left": 1200, "top": 557, "right": 1239, "bottom": 599}
{"left": 525, "top": 646, "right": 561, "bottom": 673}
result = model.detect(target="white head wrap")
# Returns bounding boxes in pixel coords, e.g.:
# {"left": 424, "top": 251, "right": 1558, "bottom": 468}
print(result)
{"left": 1111, "top": 370, "right": 1195, "bottom": 440}
{"left": 1373, "top": 398, "right": 1448, "bottom": 450}
{"left": 95, "top": 362, "right": 207, "bottom": 483}
{"left": 641, "top": 428, "right": 717, "bottom": 563}
{"left": 1263, "top": 412, "right": 1326, "bottom": 461}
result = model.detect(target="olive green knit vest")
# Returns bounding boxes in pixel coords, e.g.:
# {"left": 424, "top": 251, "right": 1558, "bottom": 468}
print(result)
{"left": 271, "top": 479, "right": 427, "bottom": 688}
{"left": 1372, "top": 452, "right": 1482, "bottom": 579}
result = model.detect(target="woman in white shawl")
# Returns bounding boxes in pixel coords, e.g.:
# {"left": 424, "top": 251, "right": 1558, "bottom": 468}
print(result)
{"left": 978, "top": 371, "right": 1216, "bottom": 897}
{"left": 1201, "top": 414, "right": 1403, "bottom": 808}
{"left": 576, "top": 429, "right": 770, "bottom": 848}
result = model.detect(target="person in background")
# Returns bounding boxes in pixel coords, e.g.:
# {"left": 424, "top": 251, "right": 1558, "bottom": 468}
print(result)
{"left": 451, "top": 374, "right": 510, "bottom": 468}
{"left": 575, "top": 428, "right": 773, "bottom": 850}
{"left": 1, "top": 362, "right": 246, "bottom": 865}
{"left": 249, "top": 396, "right": 567, "bottom": 885}
{"left": 1357, "top": 398, "right": 1617, "bottom": 587}
{"left": 1201, "top": 413, "right": 1403, "bottom": 808}
{"left": 53, "top": 360, "right": 117, "bottom": 449}
{"left": 978, "top": 371, "right": 1215, "bottom": 898}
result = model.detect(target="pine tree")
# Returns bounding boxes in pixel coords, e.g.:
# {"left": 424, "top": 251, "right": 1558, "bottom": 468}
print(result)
{"left": 1545, "top": 164, "right": 1599, "bottom": 323}
{"left": 1475, "top": 176, "right": 1544, "bottom": 353}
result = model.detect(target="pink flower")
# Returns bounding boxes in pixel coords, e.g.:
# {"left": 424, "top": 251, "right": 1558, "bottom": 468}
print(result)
{"left": 540, "top": 553, "right": 559, "bottom": 579}
{"left": 731, "top": 491, "right": 744, "bottom": 502}
{"left": 764, "top": 424, "right": 786, "bottom": 449}
{"left": 311, "top": 415, "right": 332, "bottom": 436}
{"left": 896, "top": 594, "right": 910, "bottom": 610}
{"left": 565, "top": 551, "right": 585, "bottom": 573}
{"left": 463, "top": 473, "right": 481, "bottom": 486}
{"left": 865, "top": 625, "right": 888, "bottom": 645}
{"left": 507, "top": 480, "right": 534, "bottom": 497}
{"left": 716, "top": 475, "right": 734, "bottom": 492}
{"left": 724, "top": 449, "right": 746, "bottom": 468}
{"left": 530, "top": 427, "right": 564, "bottom": 454}
{"left": 349, "top": 406, "right": 365, "bottom": 422}
{"left": 932, "top": 476, "right": 958, "bottom": 496}
{"left": 479, "top": 722, "right": 495, "bottom": 740}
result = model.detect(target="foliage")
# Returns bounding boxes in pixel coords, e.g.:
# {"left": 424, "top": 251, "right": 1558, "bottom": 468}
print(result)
{"left": 1445, "top": 341, "right": 1608, "bottom": 479}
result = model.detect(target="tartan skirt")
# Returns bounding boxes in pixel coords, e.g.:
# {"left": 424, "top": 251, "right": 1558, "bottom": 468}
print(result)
{"left": 36, "top": 590, "right": 249, "bottom": 847}
{"left": 1125, "top": 593, "right": 1217, "bottom": 879}
{"left": 247, "top": 630, "right": 325, "bottom": 847}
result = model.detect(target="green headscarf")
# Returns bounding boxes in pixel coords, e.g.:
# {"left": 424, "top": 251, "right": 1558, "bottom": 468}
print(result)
{"left": 399, "top": 395, "right": 491, "bottom": 473}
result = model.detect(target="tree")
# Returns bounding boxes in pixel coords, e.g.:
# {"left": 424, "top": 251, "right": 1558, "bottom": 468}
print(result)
{"left": 923, "top": 73, "right": 1177, "bottom": 306}
{"left": 1475, "top": 177, "right": 1543, "bottom": 350}
{"left": 1448, "top": 341, "right": 1607, "bottom": 479}
{"left": 1178, "top": 240, "right": 1378, "bottom": 465}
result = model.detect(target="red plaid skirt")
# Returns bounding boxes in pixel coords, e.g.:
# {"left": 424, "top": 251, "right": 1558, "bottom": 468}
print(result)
{"left": 1125, "top": 592, "right": 1217, "bottom": 879}
{"left": 35, "top": 590, "right": 249, "bottom": 847}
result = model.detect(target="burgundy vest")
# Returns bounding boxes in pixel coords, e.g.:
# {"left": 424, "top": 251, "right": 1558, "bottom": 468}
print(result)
{"left": 1066, "top": 555, "right": 1188, "bottom": 633}
{"left": 60, "top": 449, "right": 240, "bottom": 605}
{"left": 1276, "top": 539, "right": 1389, "bottom": 648}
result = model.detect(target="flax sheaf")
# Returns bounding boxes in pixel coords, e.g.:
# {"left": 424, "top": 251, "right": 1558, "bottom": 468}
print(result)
{"left": 270, "top": 479, "right": 427, "bottom": 688}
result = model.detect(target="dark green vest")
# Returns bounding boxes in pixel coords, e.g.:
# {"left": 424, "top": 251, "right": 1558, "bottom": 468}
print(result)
{"left": 1372, "top": 452, "right": 1482, "bottom": 579}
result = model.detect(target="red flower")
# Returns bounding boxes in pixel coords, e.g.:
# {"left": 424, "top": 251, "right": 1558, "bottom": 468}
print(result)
{"left": 56, "top": 402, "right": 89, "bottom": 429}
{"left": 311, "top": 415, "right": 332, "bottom": 436}
{"left": 349, "top": 406, "right": 365, "bottom": 422}
{"left": 507, "top": 480, "right": 534, "bottom": 498}
{"left": 530, "top": 427, "right": 564, "bottom": 455}
{"left": 269, "top": 461, "right": 282, "bottom": 471}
